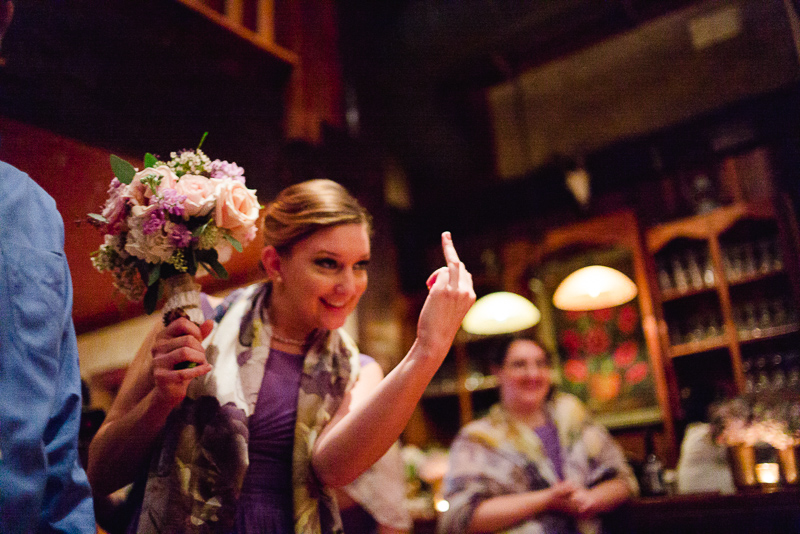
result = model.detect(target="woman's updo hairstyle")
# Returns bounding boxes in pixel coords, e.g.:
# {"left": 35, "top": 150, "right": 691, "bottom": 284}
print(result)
{"left": 262, "top": 179, "right": 373, "bottom": 254}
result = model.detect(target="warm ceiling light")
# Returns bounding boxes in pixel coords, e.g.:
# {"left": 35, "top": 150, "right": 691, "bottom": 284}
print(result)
{"left": 552, "top": 265, "right": 638, "bottom": 311}
{"left": 462, "top": 292, "right": 541, "bottom": 335}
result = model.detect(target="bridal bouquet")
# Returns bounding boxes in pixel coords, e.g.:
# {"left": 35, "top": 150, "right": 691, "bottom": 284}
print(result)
{"left": 89, "top": 135, "right": 260, "bottom": 322}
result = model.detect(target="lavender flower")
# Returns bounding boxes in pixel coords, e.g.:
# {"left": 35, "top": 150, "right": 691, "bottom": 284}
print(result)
{"left": 159, "top": 189, "right": 187, "bottom": 217}
{"left": 142, "top": 209, "right": 166, "bottom": 235}
{"left": 209, "top": 160, "right": 246, "bottom": 183}
{"left": 169, "top": 223, "right": 193, "bottom": 248}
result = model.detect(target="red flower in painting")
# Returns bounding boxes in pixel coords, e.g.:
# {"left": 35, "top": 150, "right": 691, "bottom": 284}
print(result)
{"left": 613, "top": 341, "right": 638, "bottom": 368}
{"left": 560, "top": 329, "right": 582, "bottom": 358}
{"left": 563, "top": 359, "right": 588, "bottom": 383}
{"left": 591, "top": 307, "right": 614, "bottom": 322}
{"left": 585, "top": 326, "right": 610, "bottom": 355}
{"left": 625, "top": 361, "right": 649, "bottom": 385}
{"left": 617, "top": 305, "right": 639, "bottom": 334}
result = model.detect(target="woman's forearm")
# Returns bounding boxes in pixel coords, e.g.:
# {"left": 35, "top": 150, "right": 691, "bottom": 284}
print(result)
{"left": 588, "top": 477, "right": 633, "bottom": 514}
{"left": 312, "top": 338, "right": 449, "bottom": 487}
{"left": 467, "top": 489, "right": 558, "bottom": 533}
{"left": 313, "top": 232, "right": 476, "bottom": 487}
{"left": 87, "top": 388, "right": 173, "bottom": 496}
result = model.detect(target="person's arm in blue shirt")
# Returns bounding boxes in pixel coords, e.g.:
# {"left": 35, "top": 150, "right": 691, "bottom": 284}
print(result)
{"left": 0, "top": 162, "right": 95, "bottom": 533}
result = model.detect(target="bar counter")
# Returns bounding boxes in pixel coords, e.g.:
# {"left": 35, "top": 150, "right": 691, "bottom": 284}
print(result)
{"left": 413, "top": 486, "right": 800, "bottom": 534}
{"left": 605, "top": 486, "right": 800, "bottom": 534}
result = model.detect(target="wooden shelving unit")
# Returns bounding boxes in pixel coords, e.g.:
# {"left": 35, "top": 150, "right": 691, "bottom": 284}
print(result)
{"left": 177, "top": 0, "right": 298, "bottom": 65}
{"left": 646, "top": 198, "right": 800, "bottom": 422}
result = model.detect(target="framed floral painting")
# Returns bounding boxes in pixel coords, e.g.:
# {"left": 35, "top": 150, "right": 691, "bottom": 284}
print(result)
{"left": 531, "top": 246, "right": 662, "bottom": 429}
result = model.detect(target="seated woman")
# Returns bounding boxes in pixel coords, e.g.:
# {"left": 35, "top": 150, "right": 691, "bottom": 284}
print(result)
{"left": 438, "top": 336, "right": 637, "bottom": 534}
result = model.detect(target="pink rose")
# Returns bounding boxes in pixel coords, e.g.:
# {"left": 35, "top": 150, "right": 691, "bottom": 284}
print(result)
{"left": 153, "top": 165, "right": 179, "bottom": 194}
{"left": 101, "top": 179, "right": 129, "bottom": 234}
{"left": 213, "top": 179, "right": 260, "bottom": 244}
{"left": 174, "top": 174, "right": 216, "bottom": 217}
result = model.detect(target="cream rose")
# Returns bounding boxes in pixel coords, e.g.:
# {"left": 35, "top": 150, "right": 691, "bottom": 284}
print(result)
{"left": 174, "top": 174, "right": 216, "bottom": 217}
{"left": 213, "top": 179, "right": 260, "bottom": 244}
{"left": 126, "top": 165, "right": 180, "bottom": 205}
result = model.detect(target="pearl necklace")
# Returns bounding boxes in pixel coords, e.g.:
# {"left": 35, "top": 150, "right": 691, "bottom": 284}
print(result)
{"left": 270, "top": 330, "right": 309, "bottom": 347}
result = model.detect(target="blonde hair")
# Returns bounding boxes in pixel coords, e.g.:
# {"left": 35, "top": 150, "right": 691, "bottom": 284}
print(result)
{"left": 262, "top": 179, "right": 372, "bottom": 253}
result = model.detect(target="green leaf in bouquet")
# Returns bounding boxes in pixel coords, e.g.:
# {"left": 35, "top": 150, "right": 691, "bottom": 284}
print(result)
{"left": 207, "top": 257, "right": 229, "bottom": 279}
{"left": 144, "top": 152, "right": 158, "bottom": 168}
{"left": 185, "top": 248, "right": 198, "bottom": 276}
{"left": 147, "top": 264, "right": 161, "bottom": 287}
{"left": 222, "top": 232, "right": 243, "bottom": 253}
{"left": 110, "top": 154, "right": 136, "bottom": 185}
{"left": 195, "top": 249, "right": 227, "bottom": 279}
{"left": 197, "top": 131, "right": 209, "bottom": 150}
{"left": 192, "top": 219, "right": 211, "bottom": 237}
{"left": 143, "top": 283, "right": 160, "bottom": 315}
{"left": 87, "top": 213, "right": 108, "bottom": 224}
{"left": 196, "top": 252, "right": 228, "bottom": 279}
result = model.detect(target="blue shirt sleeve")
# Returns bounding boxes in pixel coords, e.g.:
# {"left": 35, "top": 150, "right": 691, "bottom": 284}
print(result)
{"left": 0, "top": 161, "right": 95, "bottom": 533}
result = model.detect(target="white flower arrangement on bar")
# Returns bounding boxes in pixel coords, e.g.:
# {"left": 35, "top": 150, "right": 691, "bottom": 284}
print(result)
{"left": 711, "top": 393, "right": 800, "bottom": 450}
{"left": 89, "top": 133, "right": 260, "bottom": 323}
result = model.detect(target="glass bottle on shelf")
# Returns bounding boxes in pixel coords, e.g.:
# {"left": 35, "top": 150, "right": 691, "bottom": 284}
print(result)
{"left": 686, "top": 316, "right": 704, "bottom": 343}
{"left": 743, "top": 241, "right": 757, "bottom": 277}
{"left": 771, "top": 353, "right": 786, "bottom": 391}
{"left": 669, "top": 325, "right": 683, "bottom": 346}
{"left": 771, "top": 238, "right": 783, "bottom": 271}
{"left": 743, "top": 358, "right": 754, "bottom": 394}
{"left": 757, "top": 300, "right": 772, "bottom": 330}
{"left": 641, "top": 431, "right": 667, "bottom": 497}
{"left": 788, "top": 299, "right": 799, "bottom": 326}
{"left": 672, "top": 255, "right": 689, "bottom": 293}
{"left": 743, "top": 303, "right": 758, "bottom": 335}
{"left": 686, "top": 250, "right": 704, "bottom": 290}
{"left": 788, "top": 362, "right": 800, "bottom": 391}
{"left": 705, "top": 313, "right": 721, "bottom": 339}
{"left": 771, "top": 298, "right": 787, "bottom": 327}
{"left": 657, "top": 260, "right": 672, "bottom": 292}
{"left": 702, "top": 252, "right": 715, "bottom": 287}
{"left": 758, "top": 239, "right": 773, "bottom": 274}
{"left": 728, "top": 245, "right": 744, "bottom": 281}
{"left": 754, "top": 356, "right": 769, "bottom": 393}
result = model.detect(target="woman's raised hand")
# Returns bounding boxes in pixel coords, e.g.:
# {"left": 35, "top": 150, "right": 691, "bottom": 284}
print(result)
{"left": 150, "top": 318, "right": 214, "bottom": 409}
{"left": 417, "top": 232, "right": 476, "bottom": 357}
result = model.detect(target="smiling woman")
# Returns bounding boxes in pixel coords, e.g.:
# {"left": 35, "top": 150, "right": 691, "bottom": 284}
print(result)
{"left": 439, "top": 335, "right": 638, "bottom": 534}
{"left": 87, "top": 178, "right": 476, "bottom": 534}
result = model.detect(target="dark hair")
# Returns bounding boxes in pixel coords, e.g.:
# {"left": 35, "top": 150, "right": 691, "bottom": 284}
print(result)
{"left": 262, "top": 179, "right": 373, "bottom": 254}
{"left": 490, "top": 334, "right": 551, "bottom": 368}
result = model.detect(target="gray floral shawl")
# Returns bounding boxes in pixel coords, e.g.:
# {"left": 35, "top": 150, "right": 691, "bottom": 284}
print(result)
{"left": 438, "top": 392, "right": 638, "bottom": 534}
{"left": 136, "top": 282, "right": 360, "bottom": 533}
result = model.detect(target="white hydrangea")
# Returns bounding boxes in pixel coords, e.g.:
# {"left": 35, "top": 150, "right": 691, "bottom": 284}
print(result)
{"left": 124, "top": 215, "right": 175, "bottom": 264}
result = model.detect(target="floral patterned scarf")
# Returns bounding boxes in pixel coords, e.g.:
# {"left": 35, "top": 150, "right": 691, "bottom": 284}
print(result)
{"left": 439, "top": 392, "right": 638, "bottom": 534}
{"left": 136, "top": 282, "right": 360, "bottom": 533}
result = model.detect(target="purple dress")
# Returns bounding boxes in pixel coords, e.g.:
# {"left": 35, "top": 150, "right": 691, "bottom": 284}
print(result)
{"left": 232, "top": 347, "right": 304, "bottom": 532}
{"left": 203, "top": 294, "right": 379, "bottom": 532}
{"left": 535, "top": 419, "right": 565, "bottom": 480}
{"left": 229, "top": 347, "right": 378, "bottom": 533}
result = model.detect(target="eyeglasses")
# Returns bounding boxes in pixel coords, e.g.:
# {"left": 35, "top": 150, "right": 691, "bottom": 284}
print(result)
{"left": 502, "top": 359, "right": 551, "bottom": 373}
